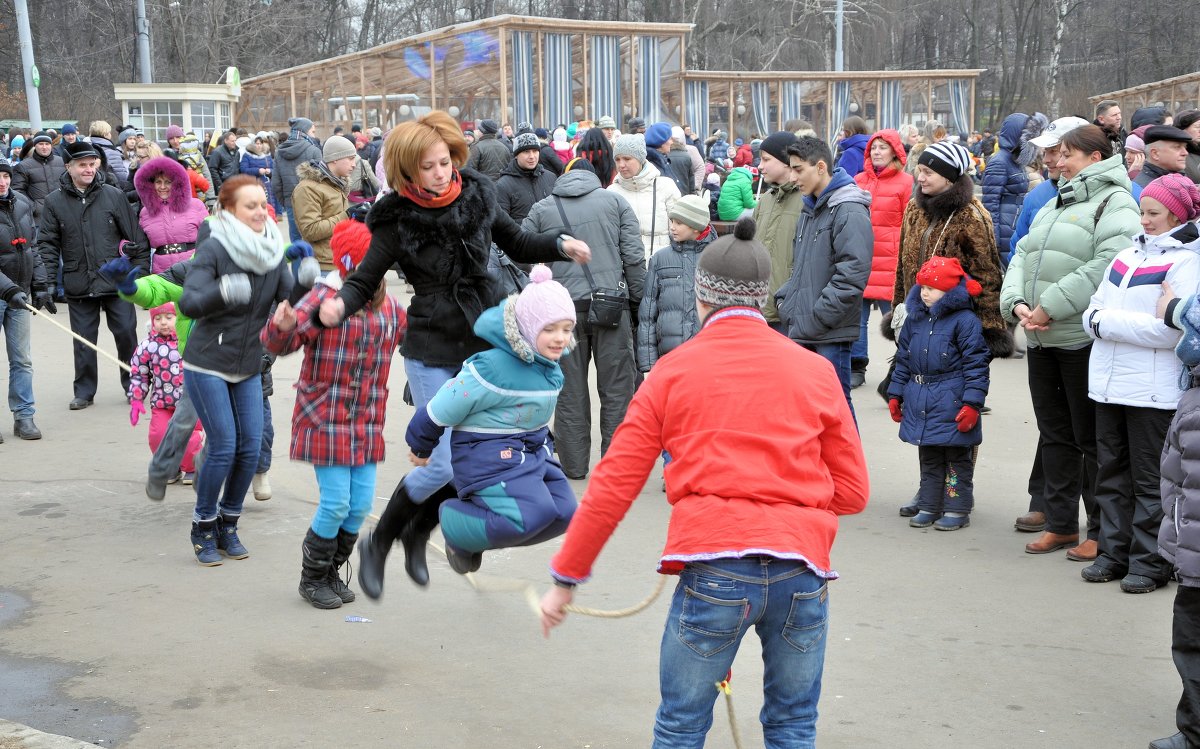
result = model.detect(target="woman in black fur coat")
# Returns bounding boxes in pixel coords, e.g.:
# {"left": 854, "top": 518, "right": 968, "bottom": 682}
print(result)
{"left": 318, "top": 111, "right": 591, "bottom": 599}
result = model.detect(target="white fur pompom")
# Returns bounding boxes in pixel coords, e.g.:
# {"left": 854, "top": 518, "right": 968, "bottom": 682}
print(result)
{"left": 529, "top": 264, "right": 553, "bottom": 283}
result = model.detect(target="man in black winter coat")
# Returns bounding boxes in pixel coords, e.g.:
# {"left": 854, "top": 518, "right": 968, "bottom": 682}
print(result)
{"left": 495, "top": 133, "right": 557, "bottom": 224}
{"left": 466, "top": 119, "right": 512, "bottom": 180}
{"left": 37, "top": 142, "right": 149, "bottom": 410}
{"left": 0, "top": 160, "right": 52, "bottom": 440}
{"left": 12, "top": 133, "right": 65, "bottom": 222}
{"left": 208, "top": 130, "right": 241, "bottom": 195}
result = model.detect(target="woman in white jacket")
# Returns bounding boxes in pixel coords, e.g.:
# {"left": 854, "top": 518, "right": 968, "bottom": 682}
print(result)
{"left": 1082, "top": 173, "right": 1200, "bottom": 593}
{"left": 608, "top": 133, "right": 680, "bottom": 257}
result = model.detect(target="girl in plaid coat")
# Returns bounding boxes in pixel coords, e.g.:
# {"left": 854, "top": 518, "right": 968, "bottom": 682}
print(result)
{"left": 261, "top": 217, "right": 406, "bottom": 609}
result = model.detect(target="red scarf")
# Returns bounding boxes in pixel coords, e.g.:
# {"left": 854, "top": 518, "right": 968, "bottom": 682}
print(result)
{"left": 400, "top": 169, "right": 463, "bottom": 209}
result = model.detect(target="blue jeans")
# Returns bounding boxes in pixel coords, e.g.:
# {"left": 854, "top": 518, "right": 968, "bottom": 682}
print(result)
{"left": 403, "top": 359, "right": 456, "bottom": 502}
{"left": 258, "top": 394, "right": 273, "bottom": 474}
{"left": 801, "top": 341, "right": 854, "bottom": 421}
{"left": 654, "top": 558, "right": 829, "bottom": 749}
{"left": 185, "top": 370, "right": 263, "bottom": 523}
{"left": 311, "top": 463, "right": 378, "bottom": 538}
{"left": 286, "top": 208, "right": 302, "bottom": 243}
{"left": 851, "top": 299, "right": 891, "bottom": 364}
{"left": 0, "top": 300, "right": 34, "bottom": 418}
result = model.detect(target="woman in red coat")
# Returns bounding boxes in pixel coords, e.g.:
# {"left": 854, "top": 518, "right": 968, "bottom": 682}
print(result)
{"left": 850, "top": 129, "right": 913, "bottom": 388}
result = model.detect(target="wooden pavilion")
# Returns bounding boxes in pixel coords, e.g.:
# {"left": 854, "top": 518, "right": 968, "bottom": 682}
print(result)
{"left": 1090, "top": 71, "right": 1200, "bottom": 116}
{"left": 235, "top": 14, "right": 984, "bottom": 142}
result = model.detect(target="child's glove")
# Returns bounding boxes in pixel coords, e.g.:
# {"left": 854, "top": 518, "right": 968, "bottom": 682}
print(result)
{"left": 888, "top": 398, "right": 903, "bottom": 423}
{"left": 955, "top": 405, "right": 979, "bottom": 432}
{"left": 219, "top": 273, "right": 252, "bottom": 305}
{"left": 284, "top": 241, "right": 314, "bottom": 261}
{"left": 129, "top": 399, "right": 146, "bottom": 426}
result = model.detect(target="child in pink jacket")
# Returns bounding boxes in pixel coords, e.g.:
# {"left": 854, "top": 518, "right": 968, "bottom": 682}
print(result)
{"left": 129, "top": 303, "right": 204, "bottom": 482}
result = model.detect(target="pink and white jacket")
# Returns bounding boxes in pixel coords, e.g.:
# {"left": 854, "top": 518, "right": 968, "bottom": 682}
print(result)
{"left": 128, "top": 330, "right": 186, "bottom": 410}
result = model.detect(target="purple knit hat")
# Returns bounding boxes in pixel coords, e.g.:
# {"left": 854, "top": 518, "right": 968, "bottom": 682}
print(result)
{"left": 515, "top": 265, "right": 575, "bottom": 347}
{"left": 1143, "top": 173, "right": 1200, "bottom": 224}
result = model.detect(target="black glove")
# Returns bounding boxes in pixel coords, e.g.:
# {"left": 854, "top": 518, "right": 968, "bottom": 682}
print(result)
{"left": 33, "top": 290, "right": 57, "bottom": 314}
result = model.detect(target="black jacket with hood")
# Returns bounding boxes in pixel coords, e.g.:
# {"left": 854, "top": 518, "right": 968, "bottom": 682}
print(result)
{"left": 0, "top": 190, "right": 46, "bottom": 297}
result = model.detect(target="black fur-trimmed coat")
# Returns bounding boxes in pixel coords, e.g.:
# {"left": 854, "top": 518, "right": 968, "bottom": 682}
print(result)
{"left": 339, "top": 167, "right": 565, "bottom": 369}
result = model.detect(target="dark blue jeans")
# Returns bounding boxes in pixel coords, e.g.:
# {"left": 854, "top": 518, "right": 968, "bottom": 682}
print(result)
{"left": 801, "top": 341, "right": 854, "bottom": 422}
{"left": 851, "top": 299, "right": 891, "bottom": 365}
{"left": 185, "top": 370, "right": 263, "bottom": 523}
{"left": 654, "top": 558, "right": 828, "bottom": 749}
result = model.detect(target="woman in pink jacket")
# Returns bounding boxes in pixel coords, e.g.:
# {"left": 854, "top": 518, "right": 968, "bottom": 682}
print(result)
{"left": 134, "top": 156, "right": 210, "bottom": 274}
{"left": 851, "top": 129, "right": 913, "bottom": 388}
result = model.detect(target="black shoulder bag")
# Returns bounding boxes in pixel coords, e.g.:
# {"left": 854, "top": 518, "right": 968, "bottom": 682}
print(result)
{"left": 553, "top": 196, "right": 626, "bottom": 328}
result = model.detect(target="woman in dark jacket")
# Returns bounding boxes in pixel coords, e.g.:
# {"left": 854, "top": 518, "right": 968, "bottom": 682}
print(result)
{"left": 981, "top": 112, "right": 1047, "bottom": 262}
{"left": 317, "top": 111, "right": 591, "bottom": 598}
{"left": 179, "top": 175, "right": 293, "bottom": 566}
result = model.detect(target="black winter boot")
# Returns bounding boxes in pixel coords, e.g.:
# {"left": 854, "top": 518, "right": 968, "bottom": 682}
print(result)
{"left": 400, "top": 483, "right": 459, "bottom": 587}
{"left": 327, "top": 530, "right": 358, "bottom": 604}
{"left": 299, "top": 529, "right": 343, "bottom": 609}
{"left": 356, "top": 477, "right": 421, "bottom": 600}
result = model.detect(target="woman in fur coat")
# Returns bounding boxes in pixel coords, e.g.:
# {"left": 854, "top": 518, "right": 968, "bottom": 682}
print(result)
{"left": 316, "top": 111, "right": 591, "bottom": 600}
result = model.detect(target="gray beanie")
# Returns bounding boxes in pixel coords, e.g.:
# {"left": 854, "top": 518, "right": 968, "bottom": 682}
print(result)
{"left": 480, "top": 119, "right": 500, "bottom": 135}
{"left": 694, "top": 218, "right": 771, "bottom": 309}
{"left": 613, "top": 133, "right": 647, "bottom": 164}
{"left": 322, "top": 135, "right": 356, "bottom": 162}
{"left": 669, "top": 194, "right": 711, "bottom": 231}
{"left": 289, "top": 117, "right": 315, "bottom": 134}
{"left": 512, "top": 132, "right": 542, "bottom": 155}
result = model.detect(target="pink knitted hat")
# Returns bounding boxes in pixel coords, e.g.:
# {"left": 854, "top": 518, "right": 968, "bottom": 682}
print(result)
{"left": 150, "top": 302, "right": 175, "bottom": 318}
{"left": 514, "top": 265, "right": 575, "bottom": 347}
{"left": 1142, "top": 173, "right": 1200, "bottom": 224}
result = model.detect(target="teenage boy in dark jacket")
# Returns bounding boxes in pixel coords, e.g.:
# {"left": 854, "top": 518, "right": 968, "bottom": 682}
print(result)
{"left": 496, "top": 133, "right": 557, "bottom": 224}
{"left": 774, "top": 136, "right": 872, "bottom": 415}
{"left": 37, "top": 142, "right": 148, "bottom": 410}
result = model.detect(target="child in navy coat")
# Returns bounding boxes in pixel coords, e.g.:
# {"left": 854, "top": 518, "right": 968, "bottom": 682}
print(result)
{"left": 405, "top": 265, "right": 579, "bottom": 575}
{"left": 887, "top": 256, "right": 990, "bottom": 530}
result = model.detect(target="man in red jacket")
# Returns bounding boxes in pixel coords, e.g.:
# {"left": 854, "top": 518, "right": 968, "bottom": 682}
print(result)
{"left": 540, "top": 217, "right": 868, "bottom": 749}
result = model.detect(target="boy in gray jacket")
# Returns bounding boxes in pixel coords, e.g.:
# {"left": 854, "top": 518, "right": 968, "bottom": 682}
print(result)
{"left": 774, "top": 136, "right": 872, "bottom": 415}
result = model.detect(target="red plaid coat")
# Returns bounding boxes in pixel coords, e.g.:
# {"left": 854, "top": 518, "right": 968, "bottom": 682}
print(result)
{"left": 261, "top": 283, "right": 406, "bottom": 466}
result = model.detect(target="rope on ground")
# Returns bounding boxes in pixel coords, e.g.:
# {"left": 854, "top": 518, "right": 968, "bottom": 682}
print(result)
{"left": 27, "top": 305, "right": 132, "bottom": 373}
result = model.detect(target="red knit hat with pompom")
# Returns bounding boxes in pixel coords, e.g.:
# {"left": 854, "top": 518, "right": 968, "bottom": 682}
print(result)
{"left": 916, "top": 256, "right": 981, "bottom": 296}
{"left": 330, "top": 217, "right": 372, "bottom": 277}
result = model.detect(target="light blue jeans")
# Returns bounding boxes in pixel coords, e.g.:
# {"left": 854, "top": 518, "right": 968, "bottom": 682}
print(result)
{"left": 0, "top": 299, "right": 34, "bottom": 419}
{"left": 653, "top": 558, "right": 828, "bottom": 749}
{"left": 311, "top": 463, "right": 378, "bottom": 538}
{"left": 403, "top": 359, "right": 457, "bottom": 502}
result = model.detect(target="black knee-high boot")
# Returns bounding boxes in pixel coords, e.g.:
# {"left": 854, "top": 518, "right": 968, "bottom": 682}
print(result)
{"left": 356, "top": 477, "right": 420, "bottom": 600}
{"left": 327, "top": 529, "right": 358, "bottom": 603}
{"left": 400, "top": 483, "right": 459, "bottom": 586}
{"left": 299, "top": 529, "right": 342, "bottom": 609}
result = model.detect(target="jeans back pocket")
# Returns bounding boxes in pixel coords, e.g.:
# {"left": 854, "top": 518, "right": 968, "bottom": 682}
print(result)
{"left": 781, "top": 583, "right": 828, "bottom": 653}
{"left": 678, "top": 586, "right": 749, "bottom": 658}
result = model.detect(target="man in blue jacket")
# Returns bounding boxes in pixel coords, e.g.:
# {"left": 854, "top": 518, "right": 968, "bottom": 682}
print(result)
{"left": 775, "top": 136, "right": 872, "bottom": 416}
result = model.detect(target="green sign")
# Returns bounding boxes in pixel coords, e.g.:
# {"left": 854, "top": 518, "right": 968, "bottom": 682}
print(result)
{"left": 30, "top": 64, "right": 39, "bottom": 88}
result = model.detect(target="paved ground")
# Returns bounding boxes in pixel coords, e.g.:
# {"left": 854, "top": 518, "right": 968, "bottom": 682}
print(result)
{"left": 0, "top": 289, "right": 1183, "bottom": 748}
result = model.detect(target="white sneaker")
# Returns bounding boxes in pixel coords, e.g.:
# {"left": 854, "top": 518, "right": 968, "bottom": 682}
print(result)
{"left": 252, "top": 472, "right": 272, "bottom": 501}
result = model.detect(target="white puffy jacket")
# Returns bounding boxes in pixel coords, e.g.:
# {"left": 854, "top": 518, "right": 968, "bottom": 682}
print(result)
{"left": 608, "top": 161, "right": 680, "bottom": 258}
{"left": 1084, "top": 224, "right": 1200, "bottom": 409}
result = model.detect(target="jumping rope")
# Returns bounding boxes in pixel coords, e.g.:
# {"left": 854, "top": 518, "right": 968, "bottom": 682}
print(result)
{"left": 28, "top": 305, "right": 133, "bottom": 373}
{"left": 299, "top": 496, "right": 744, "bottom": 747}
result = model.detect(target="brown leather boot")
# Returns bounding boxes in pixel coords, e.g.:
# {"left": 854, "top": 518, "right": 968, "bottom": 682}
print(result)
{"left": 1065, "top": 539, "right": 1098, "bottom": 561}
{"left": 1014, "top": 511, "right": 1046, "bottom": 533}
{"left": 1024, "top": 531, "right": 1079, "bottom": 555}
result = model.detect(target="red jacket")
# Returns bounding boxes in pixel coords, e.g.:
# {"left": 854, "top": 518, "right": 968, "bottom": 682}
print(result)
{"left": 550, "top": 308, "right": 868, "bottom": 582}
{"left": 261, "top": 282, "right": 406, "bottom": 466}
{"left": 733, "top": 144, "right": 754, "bottom": 168}
{"left": 854, "top": 130, "right": 913, "bottom": 302}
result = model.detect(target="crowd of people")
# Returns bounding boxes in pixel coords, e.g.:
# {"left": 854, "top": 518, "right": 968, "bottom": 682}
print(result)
{"left": 5, "top": 100, "right": 1200, "bottom": 748}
